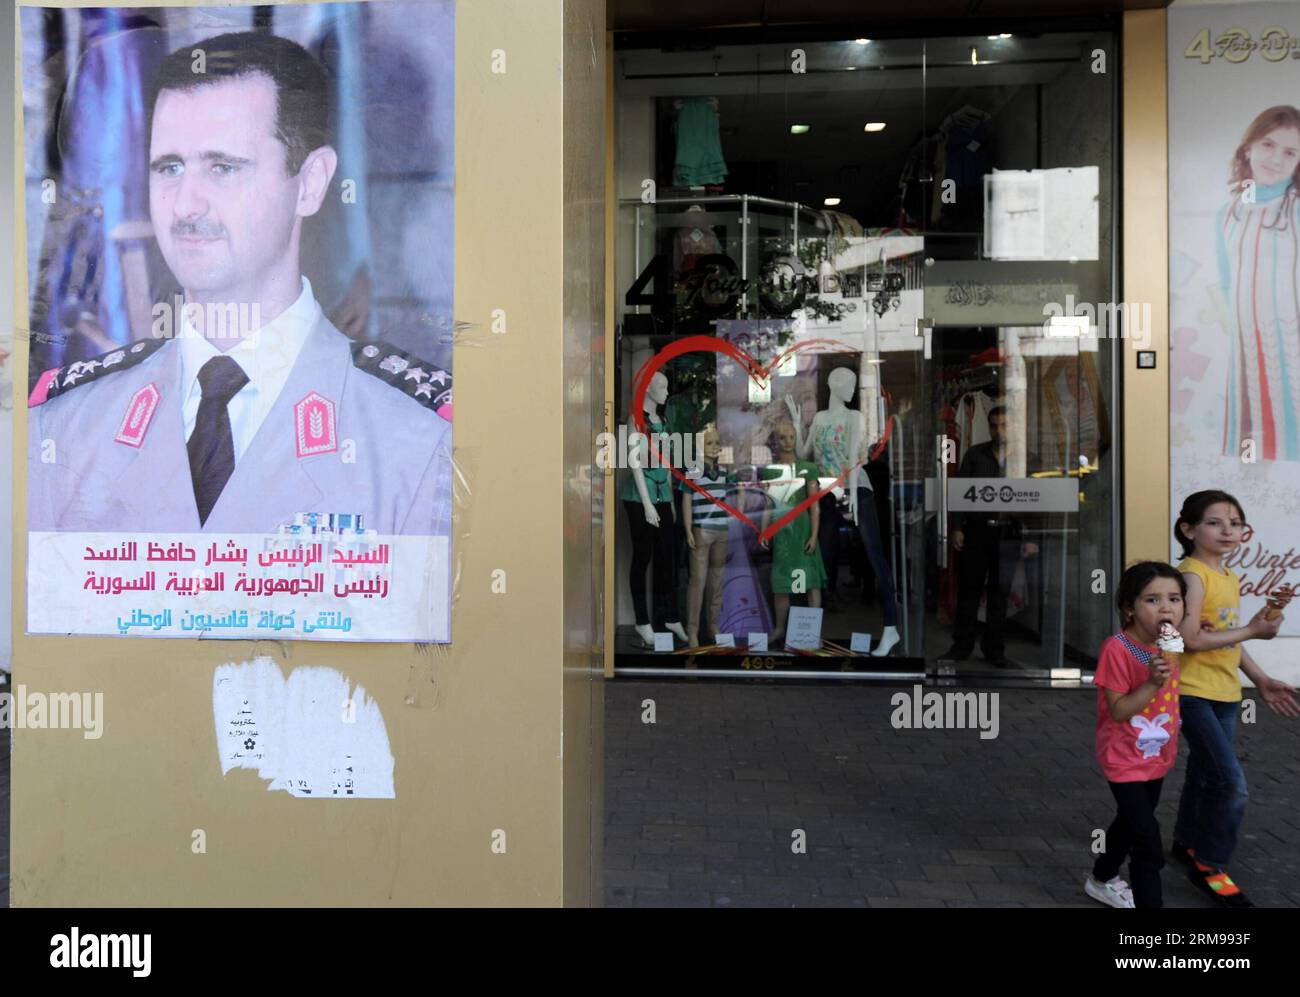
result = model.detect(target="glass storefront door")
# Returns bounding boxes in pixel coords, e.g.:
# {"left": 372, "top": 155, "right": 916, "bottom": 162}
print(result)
{"left": 915, "top": 30, "right": 1118, "bottom": 677}
{"left": 920, "top": 324, "right": 1110, "bottom": 677}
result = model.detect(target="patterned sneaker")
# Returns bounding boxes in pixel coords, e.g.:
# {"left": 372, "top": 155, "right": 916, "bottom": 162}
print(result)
{"left": 1186, "top": 864, "right": 1256, "bottom": 908}
{"left": 1085, "top": 875, "right": 1136, "bottom": 908}
{"left": 1169, "top": 842, "right": 1196, "bottom": 868}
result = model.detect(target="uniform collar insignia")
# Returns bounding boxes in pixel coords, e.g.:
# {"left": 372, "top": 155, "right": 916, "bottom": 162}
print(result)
{"left": 114, "top": 382, "right": 162, "bottom": 448}
{"left": 294, "top": 391, "right": 338, "bottom": 458}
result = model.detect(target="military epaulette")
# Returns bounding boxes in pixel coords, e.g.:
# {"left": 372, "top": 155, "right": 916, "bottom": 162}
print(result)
{"left": 351, "top": 340, "right": 453, "bottom": 419}
{"left": 29, "top": 337, "right": 169, "bottom": 407}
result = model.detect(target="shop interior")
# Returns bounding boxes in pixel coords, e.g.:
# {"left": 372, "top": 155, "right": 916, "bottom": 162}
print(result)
{"left": 611, "top": 28, "right": 1117, "bottom": 676}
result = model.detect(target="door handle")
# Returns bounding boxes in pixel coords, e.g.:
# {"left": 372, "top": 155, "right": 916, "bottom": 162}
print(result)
{"left": 936, "top": 433, "right": 949, "bottom": 569}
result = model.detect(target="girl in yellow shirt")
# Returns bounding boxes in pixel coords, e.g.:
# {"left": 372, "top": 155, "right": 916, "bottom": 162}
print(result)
{"left": 1171, "top": 490, "right": 1298, "bottom": 907}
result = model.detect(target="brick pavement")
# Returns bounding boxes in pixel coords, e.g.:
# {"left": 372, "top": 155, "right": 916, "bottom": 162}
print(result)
{"left": 604, "top": 680, "right": 1300, "bottom": 908}
{"left": 3, "top": 677, "right": 1297, "bottom": 908}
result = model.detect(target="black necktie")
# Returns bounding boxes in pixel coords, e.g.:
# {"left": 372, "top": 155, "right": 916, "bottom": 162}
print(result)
{"left": 188, "top": 355, "right": 249, "bottom": 525}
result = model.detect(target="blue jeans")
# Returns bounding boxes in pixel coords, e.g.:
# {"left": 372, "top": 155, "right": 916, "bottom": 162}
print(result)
{"left": 817, "top": 488, "right": 899, "bottom": 626}
{"left": 855, "top": 487, "right": 897, "bottom": 625}
{"left": 1173, "top": 696, "right": 1248, "bottom": 868}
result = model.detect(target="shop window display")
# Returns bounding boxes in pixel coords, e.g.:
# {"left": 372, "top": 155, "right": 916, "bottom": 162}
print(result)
{"left": 613, "top": 30, "right": 1118, "bottom": 673}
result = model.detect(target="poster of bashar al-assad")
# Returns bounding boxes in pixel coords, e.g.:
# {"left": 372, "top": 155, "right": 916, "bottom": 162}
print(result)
{"left": 21, "top": 2, "right": 455, "bottom": 642}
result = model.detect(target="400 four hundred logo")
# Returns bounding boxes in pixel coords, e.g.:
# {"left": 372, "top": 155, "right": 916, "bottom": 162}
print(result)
{"left": 961, "top": 484, "right": 1043, "bottom": 505}
{"left": 625, "top": 251, "right": 905, "bottom": 325}
{"left": 1184, "top": 25, "right": 1300, "bottom": 64}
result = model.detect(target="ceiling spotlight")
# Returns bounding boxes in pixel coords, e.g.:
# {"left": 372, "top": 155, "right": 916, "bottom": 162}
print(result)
{"left": 987, "top": 33, "right": 1011, "bottom": 40}
{"left": 790, "top": 124, "right": 811, "bottom": 135}
{"left": 864, "top": 122, "right": 886, "bottom": 132}
{"left": 824, "top": 197, "right": 842, "bottom": 206}
{"left": 854, "top": 38, "right": 871, "bottom": 45}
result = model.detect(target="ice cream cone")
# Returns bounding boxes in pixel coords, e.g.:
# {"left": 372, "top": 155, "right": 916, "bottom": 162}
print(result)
{"left": 1155, "top": 621, "right": 1183, "bottom": 671}
{"left": 1264, "top": 586, "right": 1293, "bottom": 621}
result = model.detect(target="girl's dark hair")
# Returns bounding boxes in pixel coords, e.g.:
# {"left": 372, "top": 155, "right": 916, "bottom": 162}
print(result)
{"left": 1117, "top": 561, "right": 1187, "bottom": 622}
{"left": 147, "top": 31, "right": 333, "bottom": 176}
{"left": 1174, "top": 490, "right": 1246, "bottom": 557}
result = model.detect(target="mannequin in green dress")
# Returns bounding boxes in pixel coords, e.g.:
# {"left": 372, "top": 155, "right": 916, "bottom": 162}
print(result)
{"left": 759, "top": 420, "right": 827, "bottom": 646}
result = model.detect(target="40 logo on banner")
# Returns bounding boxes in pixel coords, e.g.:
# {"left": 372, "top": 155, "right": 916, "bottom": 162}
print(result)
{"left": 1184, "top": 25, "right": 1300, "bottom": 64}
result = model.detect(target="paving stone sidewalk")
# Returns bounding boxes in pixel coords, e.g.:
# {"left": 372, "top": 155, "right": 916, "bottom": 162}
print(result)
{"left": 604, "top": 680, "right": 1300, "bottom": 908}
{"left": 4, "top": 678, "right": 1297, "bottom": 908}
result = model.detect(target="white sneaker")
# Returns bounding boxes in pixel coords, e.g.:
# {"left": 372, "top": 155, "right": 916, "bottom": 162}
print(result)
{"left": 1085, "top": 875, "right": 1135, "bottom": 908}
{"left": 1110, "top": 877, "right": 1135, "bottom": 905}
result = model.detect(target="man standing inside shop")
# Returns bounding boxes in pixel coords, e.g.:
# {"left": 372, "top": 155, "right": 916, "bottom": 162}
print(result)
{"left": 944, "top": 406, "right": 1038, "bottom": 667}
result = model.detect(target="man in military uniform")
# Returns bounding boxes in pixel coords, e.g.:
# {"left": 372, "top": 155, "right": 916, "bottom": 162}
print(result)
{"left": 28, "top": 31, "right": 451, "bottom": 536}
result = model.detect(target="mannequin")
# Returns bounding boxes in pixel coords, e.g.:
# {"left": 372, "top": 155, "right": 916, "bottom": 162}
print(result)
{"left": 681, "top": 424, "right": 732, "bottom": 647}
{"left": 759, "top": 421, "right": 826, "bottom": 647}
{"left": 786, "top": 367, "right": 900, "bottom": 656}
{"left": 622, "top": 370, "right": 688, "bottom": 647}
{"left": 673, "top": 204, "right": 723, "bottom": 276}
{"left": 664, "top": 359, "right": 719, "bottom": 624}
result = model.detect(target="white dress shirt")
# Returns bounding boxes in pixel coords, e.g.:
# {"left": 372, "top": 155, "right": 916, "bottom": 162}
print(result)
{"left": 179, "top": 277, "right": 321, "bottom": 461}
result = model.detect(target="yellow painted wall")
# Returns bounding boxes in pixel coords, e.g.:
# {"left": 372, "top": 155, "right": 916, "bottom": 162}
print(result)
{"left": 11, "top": 0, "right": 604, "bottom": 907}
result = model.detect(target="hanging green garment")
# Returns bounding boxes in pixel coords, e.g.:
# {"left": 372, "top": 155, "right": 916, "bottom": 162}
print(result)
{"left": 673, "top": 97, "right": 728, "bottom": 187}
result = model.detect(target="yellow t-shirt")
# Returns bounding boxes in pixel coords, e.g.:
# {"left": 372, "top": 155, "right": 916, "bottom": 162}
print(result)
{"left": 1178, "top": 557, "right": 1243, "bottom": 702}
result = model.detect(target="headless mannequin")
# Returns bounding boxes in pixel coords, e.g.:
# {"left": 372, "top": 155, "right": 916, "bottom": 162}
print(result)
{"left": 759, "top": 421, "right": 823, "bottom": 646}
{"left": 682, "top": 425, "right": 729, "bottom": 647}
{"left": 625, "top": 371, "right": 688, "bottom": 647}
{"left": 786, "top": 367, "right": 900, "bottom": 657}
{"left": 674, "top": 203, "right": 722, "bottom": 275}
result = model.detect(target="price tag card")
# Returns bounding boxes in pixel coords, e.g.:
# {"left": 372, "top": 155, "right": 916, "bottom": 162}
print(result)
{"left": 786, "top": 607, "right": 824, "bottom": 650}
{"left": 715, "top": 633, "right": 735, "bottom": 648}
{"left": 747, "top": 633, "right": 768, "bottom": 652}
{"left": 653, "top": 632, "right": 674, "bottom": 652}
{"left": 850, "top": 632, "right": 873, "bottom": 654}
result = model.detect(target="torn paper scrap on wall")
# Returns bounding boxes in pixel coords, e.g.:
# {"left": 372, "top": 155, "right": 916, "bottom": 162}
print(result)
{"left": 212, "top": 657, "right": 394, "bottom": 798}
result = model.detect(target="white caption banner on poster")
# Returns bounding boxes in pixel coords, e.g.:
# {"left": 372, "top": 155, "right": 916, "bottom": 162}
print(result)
{"left": 27, "top": 532, "right": 449, "bottom": 642}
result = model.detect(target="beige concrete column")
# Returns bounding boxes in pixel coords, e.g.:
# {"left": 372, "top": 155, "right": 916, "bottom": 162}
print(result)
{"left": 10, "top": 0, "right": 604, "bottom": 906}
{"left": 1121, "top": 8, "right": 1170, "bottom": 568}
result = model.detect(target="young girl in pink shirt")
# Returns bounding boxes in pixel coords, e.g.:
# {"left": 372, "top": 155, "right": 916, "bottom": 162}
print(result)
{"left": 1086, "top": 562, "right": 1186, "bottom": 909}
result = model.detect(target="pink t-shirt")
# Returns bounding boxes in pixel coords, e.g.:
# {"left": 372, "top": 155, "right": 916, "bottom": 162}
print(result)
{"left": 1094, "top": 632, "right": 1181, "bottom": 782}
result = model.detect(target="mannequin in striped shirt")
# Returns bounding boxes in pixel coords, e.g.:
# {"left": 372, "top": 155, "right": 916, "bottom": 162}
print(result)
{"left": 682, "top": 424, "right": 734, "bottom": 647}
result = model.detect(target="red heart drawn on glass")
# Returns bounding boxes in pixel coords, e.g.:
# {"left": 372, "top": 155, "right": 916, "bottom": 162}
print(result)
{"left": 630, "top": 335, "right": 891, "bottom": 542}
